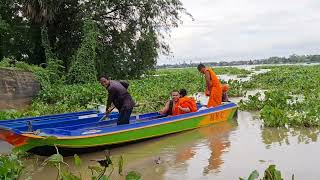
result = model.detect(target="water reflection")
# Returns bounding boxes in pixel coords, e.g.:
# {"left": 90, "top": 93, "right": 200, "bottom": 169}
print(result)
{"left": 291, "top": 128, "right": 320, "bottom": 144}
{"left": 261, "top": 128, "right": 290, "bottom": 148}
{"left": 164, "top": 119, "right": 238, "bottom": 180}
{"left": 199, "top": 122, "right": 235, "bottom": 174}
{"left": 261, "top": 127, "right": 320, "bottom": 148}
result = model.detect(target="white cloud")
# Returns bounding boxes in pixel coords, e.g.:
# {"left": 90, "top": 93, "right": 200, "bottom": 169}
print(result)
{"left": 158, "top": 0, "right": 320, "bottom": 65}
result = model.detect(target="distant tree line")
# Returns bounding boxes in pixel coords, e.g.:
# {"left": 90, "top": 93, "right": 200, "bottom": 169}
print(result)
{"left": 157, "top": 54, "right": 320, "bottom": 69}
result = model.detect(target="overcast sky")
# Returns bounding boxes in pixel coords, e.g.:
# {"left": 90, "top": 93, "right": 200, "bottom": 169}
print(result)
{"left": 158, "top": 0, "right": 320, "bottom": 65}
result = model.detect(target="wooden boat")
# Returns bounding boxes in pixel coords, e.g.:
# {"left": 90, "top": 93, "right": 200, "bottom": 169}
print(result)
{"left": 0, "top": 102, "right": 237, "bottom": 155}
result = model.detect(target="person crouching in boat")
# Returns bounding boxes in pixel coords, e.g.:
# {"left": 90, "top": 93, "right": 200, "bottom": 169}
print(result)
{"left": 160, "top": 90, "right": 180, "bottom": 116}
{"left": 177, "top": 89, "right": 198, "bottom": 113}
{"left": 221, "top": 84, "right": 230, "bottom": 102}
{"left": 160, "top": 89, "right": 197, "bottom": 116}
{"left": 197, "top": 64, "right": 222, "bottom": 108}
{"left": 99, "top": 74, "right": 135, "bottom": 125}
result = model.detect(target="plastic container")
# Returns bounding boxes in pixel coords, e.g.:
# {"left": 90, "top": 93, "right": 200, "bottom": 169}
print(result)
{"left": 98, "top": 105, "right": 106, "bottom": 113}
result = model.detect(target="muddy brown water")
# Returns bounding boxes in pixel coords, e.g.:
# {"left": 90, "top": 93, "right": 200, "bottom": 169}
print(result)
{"left": 1, "top": 109, "right": 320, "bottom": 179}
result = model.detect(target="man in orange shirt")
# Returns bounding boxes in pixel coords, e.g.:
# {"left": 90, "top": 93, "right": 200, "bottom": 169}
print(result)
{"left": 197, "top": 64, "right": 222, "bottom": 107}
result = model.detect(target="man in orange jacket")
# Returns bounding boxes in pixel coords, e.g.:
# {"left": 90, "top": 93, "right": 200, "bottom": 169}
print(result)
{"left": 197, "top": 64, "right": 222, "bottom": 107}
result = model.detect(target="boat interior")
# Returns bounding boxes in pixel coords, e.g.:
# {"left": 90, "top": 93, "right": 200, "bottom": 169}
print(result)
{"left": 0, "top": 103, "right": 236, "bottom": 137}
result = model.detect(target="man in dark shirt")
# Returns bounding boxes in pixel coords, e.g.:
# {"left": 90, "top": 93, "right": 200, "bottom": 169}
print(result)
{"left": 99, "top": 75, "right": 135, "bottom": 125}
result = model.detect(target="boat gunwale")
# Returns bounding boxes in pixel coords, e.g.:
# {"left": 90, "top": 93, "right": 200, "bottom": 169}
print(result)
{"left": 0, "top": 110, "right": 99, "bottom": 124}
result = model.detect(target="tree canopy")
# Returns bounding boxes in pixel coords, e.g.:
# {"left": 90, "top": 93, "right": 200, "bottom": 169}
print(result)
{"left": 0, "top": 0, "right": 190, "bottom": 80}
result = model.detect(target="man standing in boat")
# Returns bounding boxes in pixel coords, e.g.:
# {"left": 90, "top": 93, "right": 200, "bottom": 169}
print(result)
{"left": 99, "top": 74, "right": 135, "bottom": 125}
{"left": 197, "top": 64, "right": 222, "bottom": 107}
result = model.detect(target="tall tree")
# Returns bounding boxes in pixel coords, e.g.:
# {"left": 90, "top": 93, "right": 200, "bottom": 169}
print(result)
{"left": 0, "top": 0, "right": 35, "bottom": 62}
{"left": 67, "top": 18, "right": 99, "bottom": 84}
{"left": 83, "top": 0, "right": 191, "bottom": 79}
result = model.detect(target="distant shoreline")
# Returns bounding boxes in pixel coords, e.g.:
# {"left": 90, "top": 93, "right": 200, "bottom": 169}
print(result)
{"left": 157, "top": 54, "right": 320, "bottom": 68}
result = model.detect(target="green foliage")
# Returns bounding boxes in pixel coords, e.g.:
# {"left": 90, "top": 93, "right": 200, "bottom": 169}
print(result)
{"left": 240, "top": 165, "right": 284, "bottom": 180}
{"left": 247, "top": 170, "right": 259, "bottom": 180}
{"left": 126, "top": 171, "right": 142, "bottom": 180}
{"left": 44, "top": 153, "right": 64, "bottom": 166}
{"left": 0, "top": 15, "right": 9, "bottom": 34}
{"left": 261, "top": 105, "right": 289, "bottom": 127}
{"left": 225, "top": 80, "right": 247, "bottom": 97}
{"left": 244, "top": 65, "right": 320, "bottom": 94}
{"left": 239, "top": 93, "right": 265, "bottom": 111}
{"left": 0, "top": 151, "right": 144, "bottom": 180}
{"left": 41, "top": 25, "right": 65, "bottom": 85}
{"left": 1, "top": 0, "right": 190, "bottom": 80}
{"left": 41, "top": 150, "right": 141, "bottom": 180}
{"left": 118, "top": 155, "right": 124, "bottom": 176}
{"left": 0, "top": 101, "right": 84, "bottom": 121}
{"left": 240, "top": 65, "right": 320, "bottom": 127}
{"left": 67, "top": 18, "right": 98, "bottom": 84}
{"left": 0, "top": 57, "right": 52, "bottom": 88}
{"left": 86, "top": 0, "right": 191, "bottom": 79}
{"left": 74, "top": 154, "right": 82, "bottom": 168}
{"left": 263, "top": 165, "right": 283, "bottom": 180}
{"left": 0, "top": 153, "right": 25, "bottom": 180}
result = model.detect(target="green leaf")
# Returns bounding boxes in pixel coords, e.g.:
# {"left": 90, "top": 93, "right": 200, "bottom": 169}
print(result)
{"left": 88, "top": 166, "right": 104, "bottom": 174}
{"left": 74, "top": 154, "right": 82, "bottom": 168}
{"left": 99, "top": 175, "right": 108, "bottom": 180}
{"left": 61, "top": 170, "right": 82, "bottom": 180}
{"left": 126, "top": 171, "right": 141, "bottom": 180}
{"left": 248, "top": 170, "right": 259, "bottom": 180}
{"left": 45, "top": 153, "right": 63, "bottom": 166}
{"left": 263, "top": 165, "right": 283, "bottom": 180}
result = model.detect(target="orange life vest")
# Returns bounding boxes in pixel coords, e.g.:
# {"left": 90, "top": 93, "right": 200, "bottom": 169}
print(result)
{"left": 172, "top": 97, "right": 197, "bottom": 115}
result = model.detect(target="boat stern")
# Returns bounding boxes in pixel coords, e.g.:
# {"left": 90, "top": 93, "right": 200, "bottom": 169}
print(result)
{"left": 0, "top": 127, "right": 29, "bottom": 148}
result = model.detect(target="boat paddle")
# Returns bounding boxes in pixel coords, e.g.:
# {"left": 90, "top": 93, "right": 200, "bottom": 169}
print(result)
{"left": 99, "top": 106, "right": 116, "bottom": 121}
